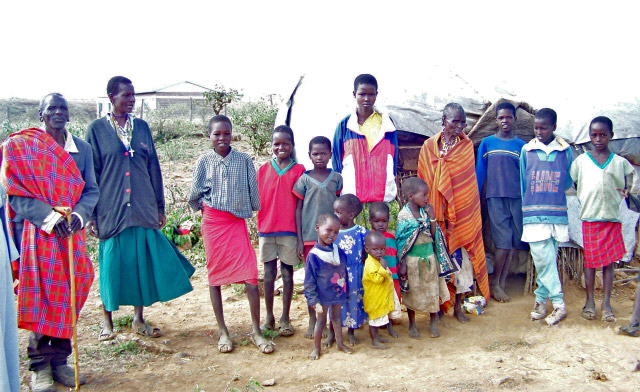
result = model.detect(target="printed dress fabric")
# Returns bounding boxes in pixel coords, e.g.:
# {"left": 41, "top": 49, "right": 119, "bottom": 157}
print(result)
{"left": 337, "top": 224, "right": 369, "bottom": 328}
{"left": 396, "top": 205, "right": 449, "bottom": 313}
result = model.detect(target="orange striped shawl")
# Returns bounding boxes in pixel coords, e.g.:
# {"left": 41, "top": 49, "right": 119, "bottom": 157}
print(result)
{"left": 417, "top": 132, "right": 489, "bottom": 302}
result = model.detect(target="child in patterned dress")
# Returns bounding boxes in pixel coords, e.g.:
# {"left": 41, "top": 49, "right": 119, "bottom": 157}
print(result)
{"left": 327, "top": 194, "right": 368, "bottom": 346}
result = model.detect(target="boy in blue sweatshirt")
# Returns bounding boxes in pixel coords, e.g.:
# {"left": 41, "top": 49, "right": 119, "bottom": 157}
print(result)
{"left": 519, "top": 108, "right": 572, "bottom": 326}
{"left": 476, "top": 102, "right": 527, "bottom": 303}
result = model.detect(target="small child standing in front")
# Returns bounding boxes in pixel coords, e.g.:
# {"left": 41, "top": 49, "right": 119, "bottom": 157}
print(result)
{"left": 520, "top": 108, "right": 573, "bottom": 325}
{"left": 331, "top": 194, "right": 368, "bottom": 346}
{"left": 304, "top": 214, "right": 352, "bottom": 359}
{"left": 396, "top": 177, "right": 450, "bottom": 339}
{"left": 570, "top": 116, "right": 634, "bottom": 322}
{"left": 369, "top": 201, "right": 401, "bottom": 337}
{"left": 188, "top": 115, "right": 272, "bottom": 354}
{"left": 362, "top": 231, "right": 398, "bottom": 349}
{"left": 476, "top": 101, "right": 528, "bottom": 303}
{"left": 257, "top": 125, "right": 306, "bottom": 336}
{"left": 293, "top": 136, "right": 343, "bottom": 339}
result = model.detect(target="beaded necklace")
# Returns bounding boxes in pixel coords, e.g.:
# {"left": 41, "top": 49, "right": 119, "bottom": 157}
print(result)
{"left": 440, "top": 134, "right": 459, "bottom": 156}
{"left": 110, "top": 113, "right": 135, "bottom": 157}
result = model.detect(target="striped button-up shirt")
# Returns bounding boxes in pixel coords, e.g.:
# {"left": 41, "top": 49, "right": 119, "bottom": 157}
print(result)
{"left": 188, "top": 148, "right": 260, "bottom": 218}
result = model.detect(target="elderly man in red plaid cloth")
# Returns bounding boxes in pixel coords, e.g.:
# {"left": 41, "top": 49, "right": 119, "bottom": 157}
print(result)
{"left": 1, "top": 93, "right": 99, "bottom": 392}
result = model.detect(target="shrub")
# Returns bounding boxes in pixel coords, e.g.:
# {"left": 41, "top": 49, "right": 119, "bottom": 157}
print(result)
{"left": 230, "top": 101, "right": 277, "bottom": 155}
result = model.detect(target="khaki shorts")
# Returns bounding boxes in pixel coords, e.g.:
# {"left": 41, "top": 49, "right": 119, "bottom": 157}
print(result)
{"left": 258, "top": 236, "right": 299, "bottom": 266}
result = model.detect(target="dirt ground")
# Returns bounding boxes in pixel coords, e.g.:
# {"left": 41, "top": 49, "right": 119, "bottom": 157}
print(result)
{"left": 17, "top": 272, "right": 640, "bottom": 392}
{"left": 15, "top": 136, "right": 640, "bottom": 391}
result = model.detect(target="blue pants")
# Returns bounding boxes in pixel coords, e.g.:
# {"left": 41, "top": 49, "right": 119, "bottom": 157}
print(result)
{"left": 530, "top": 237, "right": 564, "bottom": 305}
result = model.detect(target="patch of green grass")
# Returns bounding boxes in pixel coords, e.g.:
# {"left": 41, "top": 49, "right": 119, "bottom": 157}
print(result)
{"left": 157, "top": 137, "right": 191, "bottom": 162}
{"left": 261, "top": 329, "right": 280, "bottom": 340}
{"left": 110, "top": 341, "right": 138, "bottom": 356}
{"left": 292, "top": 291, "right": 298, "bottom": 300}
{"left": 194, "top": 384, "right": 206, "bottom": 392}
{"left": 487, "top": 338, "right": 532, "bottom": 351}
{"left": 237, "top": 338, "right": 250, "bottom": 347}
{"left": 232, "top": 283, "right": 246, "bottom": 296}
{"left": 113, "top": 314, "right": 133, "bottom": 332}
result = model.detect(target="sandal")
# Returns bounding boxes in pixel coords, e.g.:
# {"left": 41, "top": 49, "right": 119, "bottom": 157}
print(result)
{"left": 619, "top": 323, "right": 640, "bottom": 337}
{"left": 581, "top": 307, "right": 596, "bottom": 321}
{"left": 601, "top": 310, "right": 616, "bottom": 323}
{"left": 98, "top": 328, "right": 116, "bottom": 341}
{"left": 135, "top": 323, "right": 162, "bottom": 338}
{"left": 278, "top": 322, "right": 294, "bottom": 337}
{"left": 217, "top": 335, "right": 234, "bottom": 353}
{"left": 250, "top": 333, "right": 274, "bottom": 354}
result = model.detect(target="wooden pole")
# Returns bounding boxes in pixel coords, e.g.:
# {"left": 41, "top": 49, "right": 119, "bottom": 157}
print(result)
{"left": 53, "top": 206, "right": 80, "bottom": 390}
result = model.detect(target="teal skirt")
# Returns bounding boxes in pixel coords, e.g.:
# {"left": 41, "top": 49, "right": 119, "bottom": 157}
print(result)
{"left": 99, "top": 226, "right": 195, "bottom": 311}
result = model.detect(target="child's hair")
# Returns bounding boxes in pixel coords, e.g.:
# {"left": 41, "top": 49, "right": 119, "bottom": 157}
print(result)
{"left": 402, "top": 177, "right": 428, "bottom": 198}
{"left": 589, "top": 116, "right": 613, "bottom": 135}
{"left": 354, "top": 74, "right": 378, "bottom": 91}
{"left": 273, "top": 125, "right": 296, "bottom": 159}
{"left": 317, "top": 213, "right": 340, "bottom": 227}
{"left": 495, "top": 101, "right": 516, "bottom": 117}
{"left": 273, "top": 125, "right": 295, "bottom": 144}
{"left": 209, "top": 115, "right": 233, "bottom": 133}
{"left": 309, "top": 136, "right": 331, "bottom": 151}
{"left": 335, "top": 194, "right": 363, "bottom": 216}
{"left": 107, "top": 76, "right": 132, "bottom": 95}
{"left": 368, "top": 201, "right": 389, "bottom": 218}
{"left": 365, "top": 230, "right": 386, "bottom": 246}
{"left": 535, "top": 108, "right": 557, "bottom": 125}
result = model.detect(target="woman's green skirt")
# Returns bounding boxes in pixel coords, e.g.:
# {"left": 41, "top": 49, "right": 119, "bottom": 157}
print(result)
{"left": 99, "top": 226, "right": 196, "bottom": 312}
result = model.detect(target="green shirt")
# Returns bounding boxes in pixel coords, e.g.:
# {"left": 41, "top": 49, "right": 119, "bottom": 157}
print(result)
{"left": 570, "top": 152, "right": 634, "bottom": 222}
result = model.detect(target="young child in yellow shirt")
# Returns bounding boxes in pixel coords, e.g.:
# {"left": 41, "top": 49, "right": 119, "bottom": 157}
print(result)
{"left": 362, "top": 231, "right": 398, "bottom": 349}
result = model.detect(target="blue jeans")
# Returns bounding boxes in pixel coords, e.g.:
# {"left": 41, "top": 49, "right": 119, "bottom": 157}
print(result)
{"left": 530, "top": 238, "right": 564, "bottom": 305}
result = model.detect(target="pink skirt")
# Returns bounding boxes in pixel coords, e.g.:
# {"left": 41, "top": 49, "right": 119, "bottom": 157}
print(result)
{"left": 582, "top": 221, "right": 625, "bottom": 268}
{"left": 201, "top": 205, "right": 258, "bottom": 286}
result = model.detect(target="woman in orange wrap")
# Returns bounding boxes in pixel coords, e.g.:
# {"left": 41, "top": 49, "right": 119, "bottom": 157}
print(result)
{"left": 417, "top": 102, "right": 489, "bottom": 323}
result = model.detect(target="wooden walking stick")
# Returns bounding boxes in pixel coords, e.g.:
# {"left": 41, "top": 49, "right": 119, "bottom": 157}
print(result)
{"left": 53, "top": 206, "right": 80, "bottom": 390}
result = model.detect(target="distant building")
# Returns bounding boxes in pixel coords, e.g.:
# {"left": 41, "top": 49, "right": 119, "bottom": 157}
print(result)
{"left": 96, "top": 81, "right": 213, "bottom": 120}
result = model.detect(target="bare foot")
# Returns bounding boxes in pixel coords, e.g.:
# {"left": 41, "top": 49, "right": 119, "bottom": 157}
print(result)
{"left": 348, "top": 332, "right": 359, "bottom": 346}
{"left": 429, "top": 321, "right": 440, "bottom": 338}
{"left": 322, "top": 330, "right": 335, "bottom": 348}
{"left": 491, "top": 285, "right": 510, "bottom": 303}
{"left": 377, "top": 335, "right": 389, "bottom": 343}
{"left": 371, "top": 338, "right": 388, "bottom": 350}
{"left": 386, "top": 323, "right": 399, "bottom": 338}
{"left": 455, "top": 308, "right": 470, "bottom": 323}
{"left": 309, "top": 348, "right": 320, "bottom": 360}
{"left": 336, "top": 344, "right": 353, "bottom": 354}
{"left": 304, "top": 321, "right": 315, "bottom": 339}
{"left": 408, "top": 325, "right": 420, "bottom": 339}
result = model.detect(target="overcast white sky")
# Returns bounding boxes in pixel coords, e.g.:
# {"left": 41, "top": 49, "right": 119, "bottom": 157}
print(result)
{"left": 1, "top": 0, "right": 639, "bottom": 109}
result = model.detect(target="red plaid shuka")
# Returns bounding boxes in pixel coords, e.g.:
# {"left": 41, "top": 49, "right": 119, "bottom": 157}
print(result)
{"left": 582, "top": 221, "right": 626, "bottom": 269}
{"left": 1, "top": 128, "right": 94, "bottom": 339}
